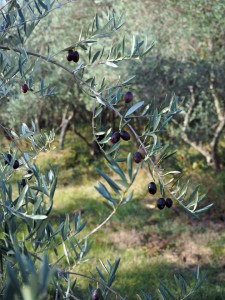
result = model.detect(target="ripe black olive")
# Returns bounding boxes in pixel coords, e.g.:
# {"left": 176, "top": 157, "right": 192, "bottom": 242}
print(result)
{"left": 165, "top": 198, "right": 173, "bottom": 208}
{"left": 120, "top": 130, "right": 130, "bottom": 141}
{"left": 13, "top": 160, "right": 19, "bottom": 169}
{"left": 148, "top": 182, "right": 157, "bottom": 195}
{"left": 111, "top": 132, "right": 120, "bottom": 144}
{"left": 157, "top": 198, "right": 166, "bottom": 210}
{"left": 5, "top": 153, "right": 12, "bottom": 165}
{"left": 133, "top": 151, "right": 143, "bottom": 163}
{"left": 21, "top": 178, "right": 26, "bottom": 187}
{"left": 124, "top": 91, "right": 133, "bottom": 103}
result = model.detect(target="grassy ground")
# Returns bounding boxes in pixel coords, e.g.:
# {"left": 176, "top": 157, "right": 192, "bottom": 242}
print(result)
{"left": 3, "top": 131, "right": 225, "bottom": 299}
{"left": 51, "top": 181, "right": 225, "bottom": 299}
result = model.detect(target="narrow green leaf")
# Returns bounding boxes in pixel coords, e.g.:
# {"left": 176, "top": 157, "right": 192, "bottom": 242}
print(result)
{"left": 105, "top": 141, "right": 121, "bottom": 154}
{"left": 131, "top": 35, "right": 136, "bottom": 56}
{"left": 15, "top": 185, "right": 28, "bottom": 210}
{"left": 158, "top": 287, "right": 168, "bottom": 300}
{"left": 122, "top": 190, "right": 133, "bottom": 204}
{"left": 127, "top": 153, "right": 133, "bottom": 182}
{"left": 162, "top": 171, "right": 181, "bottom": 176}
{"left": 95, "top": 181, "right": 111, "bottom": 200}
{"left": 96, "top": 96, "right": 106, "bottom": 106}
{"left": 160, "top": 115, "right": 173, "bottom": 130}
{"left": 159, "top": 282, "right": 176, "bottom": 299}
{"left": 122, "top": 75, "right": 136, "bottom": 86}
{"left": 16, "top": 253, "right": 28, "bottom": 284}
{"left": 95, "top": 13, "right": 99, "bottom": 30}
{"left": 115, "top": 179, "right": 129, "bottom": 189}
{"left": 194, "top": 203, "right": 213, "bottom": 214}
{"left": 105, "top": 61, "right": 118, "bottom": 68}
{"left": 94, "top": 106, "right": 103, "bottom": 118}
{"left": 132, "top": 165, "right": 140, "bottom": 183}
{"left": 125, "top": 101, "right": 144, "bottom": 117}
{"left": 107, "top": 163, "right": 127, "bottom": 182}
{"left": 153, "top": 113, "right": 161, "bottom": 131}
{"left": 194, "top": 272, "right": 207, "bottom": 290}
{"left": 63, "top": 214, "right": 70, "bottom": 240}
{"left": 92, "top": 50, "right": 101, "bottom": 64}
{"left": 21, "top": 213, "right": 47, "bottom": 220}
{"left": 40, "top": 254, "right": 49, "bottom": 290}
{"left": 141, "top": 43, "right": 154, "bottom": 57}
{"left": 63, "top": 242, "right": 70, "bottom": 265}
{"left": 99, "top": 259, "right": 109, "bottom": 274}
{"left": 6, "top": 263, "right": 20, "bottom": 291}
{"left": 96, "top": 266, "right": 106, "bottom": 282}
{"left": 96, "top": 168, "right": 121, "bottom": 193}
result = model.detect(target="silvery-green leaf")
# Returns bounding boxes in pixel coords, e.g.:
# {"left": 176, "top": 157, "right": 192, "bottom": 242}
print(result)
{"left": 105, "top": 61, "right": 118, "bottom": 68}
{"left": 125, "top": 101, "right": 144, "bottom": 117}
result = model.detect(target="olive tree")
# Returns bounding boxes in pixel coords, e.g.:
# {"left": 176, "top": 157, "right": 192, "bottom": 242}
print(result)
{"left": 0, "top": 0, "right": 210, "bottom": 299}
{"left": 122, "top": 0, "right": 225, "bottom": 170}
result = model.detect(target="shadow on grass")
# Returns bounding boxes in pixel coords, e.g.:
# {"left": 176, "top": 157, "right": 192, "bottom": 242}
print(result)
{"left": 50, "top": 191, "right": 225, "bottom": 299}
{"left": 51, "top": 195, "right": 152, "bottom": 231}
{"left": 51, "top": 260, "right": 225, "bottom": 300}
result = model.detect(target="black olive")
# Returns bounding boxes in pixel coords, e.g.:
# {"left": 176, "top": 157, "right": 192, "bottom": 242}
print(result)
{"left": 165, "top": 198, "right": 173, "bottom": 208}
{"left": 157, "top": 198, "right": 166, "bottom": 210}
{"left": 111, "top": 132, "right": 120, "bottom": 144}
{"left": 133, "top": 151, "right": 143, "bottom": 163}
{"left": 120, "top": 130, "right": 130, "bottom": 141}
{"left": 148, "top": 182, "right": 157, "bottom": 195}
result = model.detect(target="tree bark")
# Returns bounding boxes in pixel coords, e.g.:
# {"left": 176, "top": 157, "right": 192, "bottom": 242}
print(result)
{"left": 59, "top": 106, "right": 74, "bottom": 150}
{"left": 34, "top": 115, "right": 40, "bottom": 133}
{"left": 173, "top": 83, "right": 225, "bottom": 170}
{"left": 73, "top": 128, "right": 101, "bottom": 156}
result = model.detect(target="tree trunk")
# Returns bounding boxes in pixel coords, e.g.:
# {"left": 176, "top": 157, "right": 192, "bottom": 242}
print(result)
{"left": 34, "top": 115, "right": 40, "bottom": 133}
{"left": 59, "top": 107, "right": 74, "bottom": 150}
{"left": 59, "top": 120, "right": 69, "bottom": 150}
{"left": 173, "top": 82, "right": 225, "bottom": 171}
{"left": 73, "top": 128, "right": 101, "bottom": 156}
{"left": 210, "top": 148, "right": 221, "bottom": 170}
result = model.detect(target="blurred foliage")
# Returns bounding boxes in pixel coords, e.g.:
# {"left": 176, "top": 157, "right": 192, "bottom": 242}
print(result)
{"left": 1, "top": 0, "right": 224, "bottom": 169}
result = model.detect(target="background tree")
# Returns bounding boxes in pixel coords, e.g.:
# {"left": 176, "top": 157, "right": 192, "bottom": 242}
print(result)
{"left": 120, "top": 0, "right": 225, "bottom": 170}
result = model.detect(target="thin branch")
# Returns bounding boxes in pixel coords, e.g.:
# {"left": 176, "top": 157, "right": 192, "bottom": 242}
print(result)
{"left": 84, "top": 207, "right": 116, "bottom": 241}
{"left": 65, "top": 271, "right": 126, "bottom": 300}
{"left": 0, "top": 45, "right": 73, "bottom": 74}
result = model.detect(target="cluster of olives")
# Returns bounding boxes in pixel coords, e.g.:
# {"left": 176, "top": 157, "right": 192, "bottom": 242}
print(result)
{"left": 156, "top": 197, "right": 173, "bottom": 210}
{"left": 110, "top": 91, "right": 134, "bottom": 144}
{"left": 5, "top": 153, "right": 19, "bottom": 169}
{"left": 4, "top": 153, "right": 33, "bottom": 187}
{"left": 21, "top": 50, "right": 80, "bottom": 93}
{"left": 148, "top": 181, "right": 173, "bottom": 210}
{"left": 110, "top": 130, "right": 130, "bottom": 144}
{"left": 66, "top": 49, "right": 79, "bottom": 63}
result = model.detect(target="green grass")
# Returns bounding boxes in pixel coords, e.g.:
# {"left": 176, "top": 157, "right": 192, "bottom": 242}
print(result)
{"left": 33, "top": 132, "right": 225, "bottom": 299}
{"left": 3, "top": 132, "right": 225, "bottom": 299}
